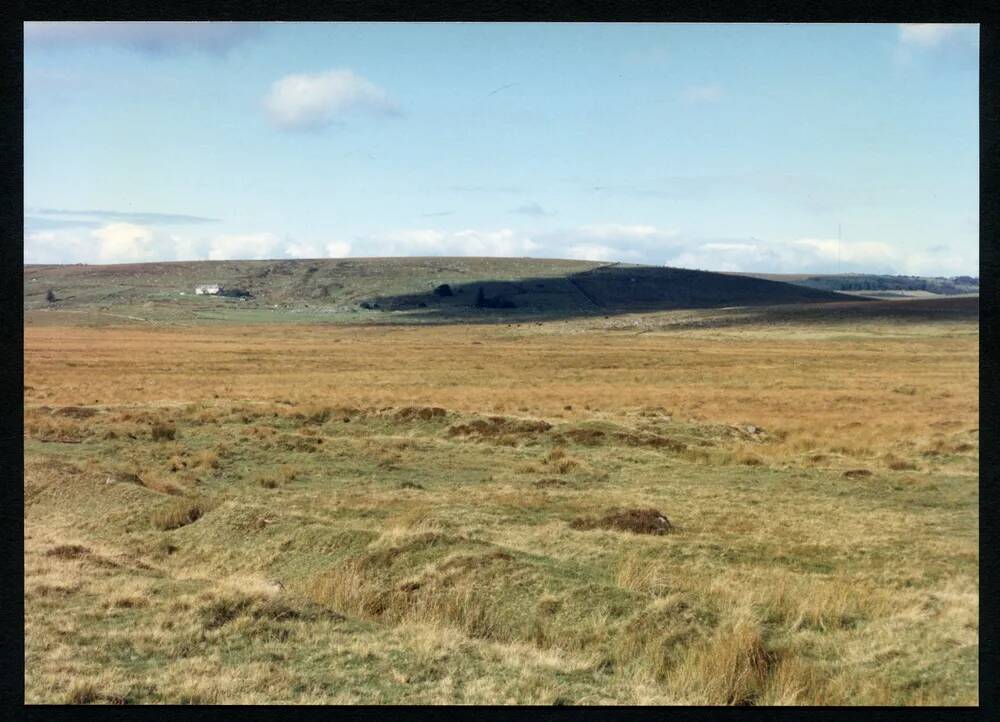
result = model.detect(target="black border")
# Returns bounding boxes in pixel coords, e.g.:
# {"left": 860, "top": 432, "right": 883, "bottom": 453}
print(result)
{"left": 10, "top": 1, "right": 994, "bottom": 23}
{"left": 4, "top": 2, "right": 994, "bottom": 720}
{"left": 978, "top": 12, "right": 998, "bottom": 722}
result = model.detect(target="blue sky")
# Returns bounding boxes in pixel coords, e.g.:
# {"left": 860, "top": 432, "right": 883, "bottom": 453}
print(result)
{"left": 24, "top": 22, "right": 979, "bottom": 275}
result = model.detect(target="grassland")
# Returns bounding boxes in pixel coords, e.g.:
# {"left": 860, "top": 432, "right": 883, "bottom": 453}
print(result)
{"left": 23, "top": 301, "right": 978, "bottom": 705}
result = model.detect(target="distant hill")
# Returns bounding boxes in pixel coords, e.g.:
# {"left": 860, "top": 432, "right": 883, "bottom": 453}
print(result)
{"left": 24, "top": 257, "right": 859, "bottom": 323}
{"left": 731, "top": 272, "right": 979, "bottom": 298}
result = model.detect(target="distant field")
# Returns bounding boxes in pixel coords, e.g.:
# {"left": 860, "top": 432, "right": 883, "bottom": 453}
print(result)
{"left": 23, "top": 299, "right": 978, "bottom": 704}
{"left": 731, "top": 272, "right": 979, "bottom": 298}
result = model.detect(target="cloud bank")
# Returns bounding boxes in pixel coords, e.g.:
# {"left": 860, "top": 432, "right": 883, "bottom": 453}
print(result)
{"left": 23, "top": 220, "right": 974, "bottom": 277}
{"left": 24, "top": 21, "right": 261, "bottom": 56}
{"left": 24, "top": 224, "right": 351, "bottom": 266}
{"left": 264, "top": 69, "right": 400, "bottom": 131}
{"left": 30, "top": 208, "right": 219, "bottom": 225}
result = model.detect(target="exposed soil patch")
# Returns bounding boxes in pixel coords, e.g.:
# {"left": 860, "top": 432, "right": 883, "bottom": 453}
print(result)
{"left": 843, "top": 469, "right": 873, "bottom": 479}
{"left": 107, "top": 470, "right": 144, "bottom": 485}
{"left": 558, "top": 428, "right": 607, "bottom": 446}
{"left": 52, "top": 406, "right": 99, "bottom": 419}
{"left": 534, "top": 478, "right": 573, "bottom": 488}
{"left": 197, "top": 595, "right": 313, "bottom": 630}
{"left": 45, "top": 544, "right": 91, "bottom": 559}
{"left": 438, "top": 551, "right": 515, "bottom": 575}
{"left": 41, "top": 545, "right": 120, "bottom": 569}
{"left": 274, "top": 434, "right": 324, "bottom": 452}
{"left": 150, "top": 422, "right": 176, "bottom": 441}
{"left": 446, "top": 415, "right": 552, "bottom": 439}
{"left": 290, "top": 405, "right": 364, "bottom": 424}
{"left": 395, "top": 406, "right": 447, "bottom": 422}
{"left": 613, "top": 432, "right": 687, "bottom": 452}
{"left": 886, "top": 457, "right": 918, "bottom": 471}
{"left": 570, "top": 508, "right": 673, "bottom": 535}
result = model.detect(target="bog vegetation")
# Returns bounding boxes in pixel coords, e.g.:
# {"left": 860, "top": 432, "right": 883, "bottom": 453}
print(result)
{"left": 23, "top": 303, "right": 978, "bottom": 704}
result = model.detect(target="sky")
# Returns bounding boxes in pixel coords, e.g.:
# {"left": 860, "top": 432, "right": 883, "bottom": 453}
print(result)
{"left": 23, "top": 22, "right": 979, "bottom": 275}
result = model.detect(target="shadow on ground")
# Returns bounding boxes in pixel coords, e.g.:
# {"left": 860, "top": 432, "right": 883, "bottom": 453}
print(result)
{"left": 364, "top": 264, "right": 862, "bottom": 324}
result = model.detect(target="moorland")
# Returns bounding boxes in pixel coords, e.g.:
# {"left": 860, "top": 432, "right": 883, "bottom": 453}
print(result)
{"left": 23, "top": 258, "right": 978, "bottom": 704}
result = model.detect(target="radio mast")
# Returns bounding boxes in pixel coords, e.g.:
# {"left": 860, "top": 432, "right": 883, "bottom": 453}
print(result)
{"left": 837, "top": 223, "right": 842, "bottom": 274}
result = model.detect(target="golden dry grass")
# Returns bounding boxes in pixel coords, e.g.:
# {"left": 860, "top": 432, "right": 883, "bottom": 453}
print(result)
{"left": 23, "top": 310, "right": 978, "bottom": 704}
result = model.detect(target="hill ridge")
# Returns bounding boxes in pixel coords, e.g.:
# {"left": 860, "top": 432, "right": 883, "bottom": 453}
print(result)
{"left": 24, "top": 256, "right": 860, "bottom": 323}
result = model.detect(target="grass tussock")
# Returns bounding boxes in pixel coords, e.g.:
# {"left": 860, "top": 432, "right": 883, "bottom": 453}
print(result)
{"left": 140, "top": 473, "right": 187, "bottom": 496}
{"left": 668, "top": 612, "right": 775, "bottom": 705}
{"left": 306, "top": 540, "right": 533, "bottom": 643}
{"left": 194, "top": 450, "right": 219, "bottom": 470}
{"left": 150, "top": 497, "right": 217, "bottom": 531}
{"left": 615, "top": 553, "right": 671, "bottom": 597}
{"left": 66, "top": 682, "right": 102, "bottom": 705}
{"left": 885, "top": 455, "right": 919, "bottom": 471}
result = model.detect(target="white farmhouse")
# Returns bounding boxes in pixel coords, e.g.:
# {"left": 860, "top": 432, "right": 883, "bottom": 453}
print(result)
{"left": 195, "top": 284, "right": 222, "bottom": 295}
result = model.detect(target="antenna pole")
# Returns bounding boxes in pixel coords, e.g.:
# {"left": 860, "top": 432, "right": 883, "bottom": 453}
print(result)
{"left": 837, "top": 223, "right": 841, "bottom": 274}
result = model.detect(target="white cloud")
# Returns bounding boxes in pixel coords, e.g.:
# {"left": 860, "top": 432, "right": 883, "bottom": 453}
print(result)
{"left": 895, "top": 24, "right": 979, "bottom": 68}
{"left": 567, "top": 244, "right": 628, "bottom": 262}
{"left": 790, "top": 238, "right": 896, "bottom": 266}
{"left": 93, "top": 222, "right": 166, "bottom": 263}
{"left": 24, "top": 21, "right": 261, "bottom": 56}
{"left": 281, "top": 241, "right": 318, "bottom": 258}
{"left": 541, "top": 224, "right": 680, "bottom": 262}
{"left": 282, "top": 240, "right": 352, "bottom": 259}
{"left": 897, "top": 249, "right": 974, "bottom": 277}
{"left": 898, "top": 24, "right": 979, "bottom": 48}
{"left": 349, "top": 224, "right": 680, "bottom": 263}
{"left": 663, "top": 236, "right": 933, "bottom": 275}
{"left": 23, "top": 221, "right": 353, "bottom": 265}
{"left": 24, "top": 230, "right": 83, "bottom": 264}
{"left": 26, "top": 222, "right": 178, "bottom": 264}
{"left": 681, "top": 84, "right": 724, "bottom": 105}
{"left": 264, "top": 69, "right": 399, "bottom": 131}
{"left": 324, "top": 240, "right": 352, "bottom": 258}
{"left": 702, "top": 242, "right": 757, "bottom": 253}
{"left": 207, "top": 233, "right": 282, "bottom": 261}
{"left": 578, "top": 224, "right": 676, "bottom": 240}
{"left": 354, "top": 228, "right": 540, "bottom": 258}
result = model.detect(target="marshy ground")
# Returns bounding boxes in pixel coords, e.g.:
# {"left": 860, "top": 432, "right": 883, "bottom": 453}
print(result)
{"left": 23, "top": 304, "right": 978, "bottom": 704}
